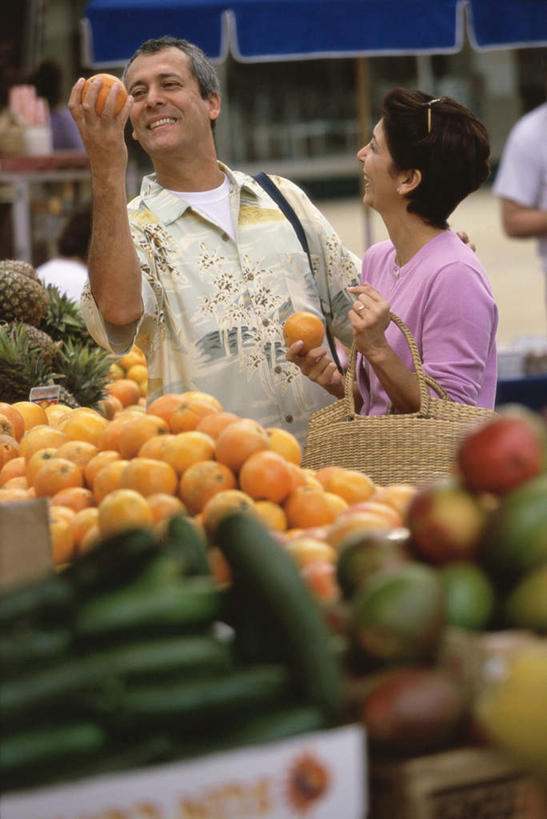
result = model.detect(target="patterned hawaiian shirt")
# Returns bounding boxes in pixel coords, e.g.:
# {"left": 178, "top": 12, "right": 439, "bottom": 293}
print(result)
{"left": 81, "top": 163, "right": 360, "bottom": 444}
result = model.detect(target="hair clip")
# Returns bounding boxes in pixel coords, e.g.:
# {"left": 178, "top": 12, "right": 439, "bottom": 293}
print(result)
{"left": 427, "top": 98, "right": 443, "bottom": 133}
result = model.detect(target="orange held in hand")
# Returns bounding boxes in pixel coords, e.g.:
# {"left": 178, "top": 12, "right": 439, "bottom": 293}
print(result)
{"left": 282, "top": 311, "right": 325, "bottom": 353}
{"left": 82, "top": 73, "right": 128, "bottom": 115}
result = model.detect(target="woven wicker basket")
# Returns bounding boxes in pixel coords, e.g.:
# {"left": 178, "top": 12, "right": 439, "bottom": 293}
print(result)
{"left": 303, "top": 313, "right": 497, "bottom": 486}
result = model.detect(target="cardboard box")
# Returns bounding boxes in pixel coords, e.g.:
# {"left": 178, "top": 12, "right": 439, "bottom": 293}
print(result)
{"left": 0, "top": 498, "right": 53, "bottom": 591}
{"left": 369, "top": 746, "right": 546, "bottom": 819}
{"left": 1, "top": 724, "right": 367, "bottom": 819}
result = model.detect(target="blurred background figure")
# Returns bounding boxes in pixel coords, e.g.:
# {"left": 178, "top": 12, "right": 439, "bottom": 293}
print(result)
{"left": 28, "top": 59, "right": 84, "bottom": 151}
{"left": 37, "top": 204, "right": 91, "bottom": 301}
{"left": 493, "top": 89, "right": 547, "bottom": 307}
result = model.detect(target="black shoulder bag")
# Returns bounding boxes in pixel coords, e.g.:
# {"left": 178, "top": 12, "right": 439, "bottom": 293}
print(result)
{"left": 253, "top": 172, "right": 343, "bottom": 373}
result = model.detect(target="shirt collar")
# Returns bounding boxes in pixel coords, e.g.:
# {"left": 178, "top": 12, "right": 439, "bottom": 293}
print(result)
{"left": 138, "top": 162, "right": 261, "bottom": 224}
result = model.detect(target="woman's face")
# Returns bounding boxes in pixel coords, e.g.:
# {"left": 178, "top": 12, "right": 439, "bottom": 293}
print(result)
{"left": 357, "top": 119, "right": 400, "bottom": 213}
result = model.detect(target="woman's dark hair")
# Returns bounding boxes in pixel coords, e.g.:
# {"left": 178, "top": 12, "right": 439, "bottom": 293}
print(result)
{"left": 381, "top": 88, "right": 490, "bottom": 229}
{"left": 28, "top": 60, "right": 63, "bottom": 108}
{"left": 58, "top": 205, "right": 92, "bottom": 260}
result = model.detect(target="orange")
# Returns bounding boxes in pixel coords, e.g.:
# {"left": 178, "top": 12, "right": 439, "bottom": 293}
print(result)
{"left": 265, "top": 427, "right": 302, "bottom": 465}
{"left": 208, "top": 546, "right": 232, "bottom": 585}
{"left": 92, "top": 459, "right": 129, "bottom": 503}
{"left": 0, "top": 413, "right": 15, "bottom": 437}
{"left": 138, "top": 433, "right": 176, "bottom": 460}
{"left": 79, "top": 522, "right": 101, "bottom": 553}
{"left": 97, "top": 394, "right": 124, "bottom": 420}
{"left": 119, "top": 457, "right": 178, "bottom": 497}
{"left": 126, "top": 363, "right": 148, "bottom": 385}
{"left": 326, "top": 509, "right": 396, "bottom": 550}
{"left": 117, "top": 345, "right": 146, "bottom": 372}
{"left": 2, "top": 476, "right": 28, "bottom": 490}
{"left": 0, "top": 487, "right": 30, "bottom": 503}
{"left": 146, "top": 393, "right": 186, "bottom": 425}
{"left": 300, "top": 560, "right": 339, "bottom": 603}
{"left": 44, "top": 404, "right": 72, "bottom": 427}
{"left": 107, "top": 362, "right": 125, "bottom": 381}
{"left": 49, "top": 507, "right": 76, "bottom": 565}
{"left": 253, "top": 500, "right": 288, "bottom": 532}
{"left": 181, "top": 391, "right": 222, "bottom": 412}
{"left": 195, "top": 411, "right": 239, "bottom": 440}
{"left": 285, "top": 536, "right": 337, "bottom": 567}
{"left": 69, "top": 507, "right": 100, "bottom": 549}
{"left": 83, "top": 450, "right": 121, "bottom": 488}
{"left": 12, "top": 401, "right": 48, "bottom": 430}
{"left": 341, "top": 500, "right": 402, "bottom": 528}
{"left": 286, "top": 461, "right": 308, "bottom": 492}
{"left": 33, "top": 458, "right": 83, "bottom": 498}
{"left": 19, "top": 425, "right": 67, "bottom": 461}
{"left": 97, "top": 488, "right": 153, "bottom": 537}
{"left": 282, "top": 311, "right": 325, "bottom": 352}
{"left": 179, "top": 459, "right": 236, "bottom": 514}
{"left": 0, "top": 456, "right": 26, "bottom": 487}
{"left": 26, "top": 448, "right": 59, "bottom": 485}
{"left": 168, "top": 396, "right": 219, "bottom": 434}
{"left": 324, "top": 468, "right": 375, "bottom": 505}
{"left": 238, "top": 450, "right": 293, "bottom": 503}
{"left": 56, "top": 408, "right": 109, "bottom": 447}
{"left": 96, "top": 414, "right": 134, "bottom": 452}
{"left": 283, "top": 485, "right": 337, "bottom": 530}
{"left": 81, "top": 73, "right": 128, "bottom": 115}
{"left": 202, "top": 489, "right": 255, "bottom": 538}
{"left": 56, "top": 440, "right": 99, "bottom": 470}
{"left": 146, "top": 493, "right": 186, "bottom": 524}
{"left": 0, "top": 403, "right": 25, "bottom": 441}
{"left": 315, "top": 465, "right": 345, "bottom": 489}
{"left": 51, "top": 486, "right": 95, "bottom": 512}
{"left": 215, "top": 419, "right": 269, "bottom": 473}
{"left": 0, "top": 434, "right": 20, "bottom": 469}
{"left": 106, "top": 377, "right": 141, "bottom": 408}
{"left": 49, "top": 504, "right": 76, "bottom": 524}
{"left": 117, "top": 414, "right": 170, "bottom": 459}
{"left": 324, "top": 491, "right": 349, "bottom": 517}
{"left": 161, "top": 431, "right": 215, "bottom": 475}
{"left": 371, "top": 483, "right": 418, "bottom": 518}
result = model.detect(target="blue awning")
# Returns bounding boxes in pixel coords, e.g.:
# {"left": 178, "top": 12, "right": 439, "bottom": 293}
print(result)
{"left": 82, "top": 0, "right": 547, "bottom": 68}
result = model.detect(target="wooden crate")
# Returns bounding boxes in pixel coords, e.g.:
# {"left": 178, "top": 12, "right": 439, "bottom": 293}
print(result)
{"left": 369, "top": 746, "right": 546, "bottom": 819}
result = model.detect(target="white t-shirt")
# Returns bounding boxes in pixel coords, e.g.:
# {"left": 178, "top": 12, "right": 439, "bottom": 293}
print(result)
{"left": 37, "top": 258, "right": 88, "bottom": 302}
{"left": 168, "top": 175, "right": 236, "bottom": 240}
{"left": 493, "top": 102, "right": 547, "bottom": 275}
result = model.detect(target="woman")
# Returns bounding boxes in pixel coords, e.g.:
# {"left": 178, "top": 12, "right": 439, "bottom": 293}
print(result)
{"left": 287, "top": 89, "right": 498, "bottom": 415}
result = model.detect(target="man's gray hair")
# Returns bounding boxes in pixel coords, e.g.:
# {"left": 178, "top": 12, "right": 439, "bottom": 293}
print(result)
{"left": 122, "top": 36, "right": 220, "bottom": 99}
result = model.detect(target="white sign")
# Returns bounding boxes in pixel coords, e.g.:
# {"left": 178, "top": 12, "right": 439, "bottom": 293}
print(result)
{"left": 2, "top": 724, "right": 367, "bottom": 819}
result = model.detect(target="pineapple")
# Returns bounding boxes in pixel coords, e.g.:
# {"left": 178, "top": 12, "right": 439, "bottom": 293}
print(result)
{"left": 0, "top": 269, "right": 49, "bottom": 326}
{"left": 0, "top": 324, "right": 57, "bottom": 403}
{"left": 53, "top": 340, "right": 114, "bottom": 410}
{"left": 0, "top": 259, "right": 38, "bottom": 279}
{"left": 1, "top": 321, "right": 60, "bottom": 367}
{"left": 40, "top": 284, "right": 91, "bottom": 345}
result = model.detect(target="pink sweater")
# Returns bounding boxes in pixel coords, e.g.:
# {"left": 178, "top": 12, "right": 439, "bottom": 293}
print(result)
{"left": 356, "top": 231, "right": 498, "bottom": 415}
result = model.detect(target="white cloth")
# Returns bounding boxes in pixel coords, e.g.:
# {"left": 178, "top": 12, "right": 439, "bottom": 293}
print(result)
{"left": 493, "top": 103, "right": 547, "bottom": 275}
{"left": 168, "top": 175, "right": 236, "bottom": 240}
{"left": 37, "top": 258, "right": 88, "bottom": 302}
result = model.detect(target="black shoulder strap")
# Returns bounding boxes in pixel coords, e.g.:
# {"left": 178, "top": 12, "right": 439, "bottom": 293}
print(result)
{"left": 253, "top": 172, "right": 343, "bottom": 373}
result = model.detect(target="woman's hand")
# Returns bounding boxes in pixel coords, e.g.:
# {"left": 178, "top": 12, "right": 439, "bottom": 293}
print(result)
{"left": 347, "top": 282, "right": 391, "bottom": 362}
{"left": 285, "top": 342, "right": 344, "bottom": 398}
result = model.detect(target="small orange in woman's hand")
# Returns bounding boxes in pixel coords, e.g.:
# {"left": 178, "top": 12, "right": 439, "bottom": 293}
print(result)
{"left": 282, "top": 311, "right": 325, "bottom": 352}
{"left": 82, "top": 73, "right": 128, "bottom": 115}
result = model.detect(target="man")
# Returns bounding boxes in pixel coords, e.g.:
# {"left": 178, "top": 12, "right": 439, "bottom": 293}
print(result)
{"left": 493, "top": 99, "right": 547, "bottom": 305}
{"left": 68, "top": 37, "right": 360, "bottom": 445}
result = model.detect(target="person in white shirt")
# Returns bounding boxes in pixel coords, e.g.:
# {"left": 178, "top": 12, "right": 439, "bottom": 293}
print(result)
{"left": 37, "top": 205, "right": 91, "bottom": 302}
{"left": 493, "top": 99, "right": 547, "bottom": 304}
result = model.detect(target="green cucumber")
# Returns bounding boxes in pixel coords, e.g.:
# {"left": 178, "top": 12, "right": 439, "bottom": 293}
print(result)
{"left": 0, "top": 573, "right": 73, "bottom": 628}
{"left": 61, "top": 527, "right": 159, "bottom": 595}
{"left": 118, "top": 664, "right": 292, "bottom": 727}
{"left": 0, "top": 627, "right": 72, "bottom": 676}
{"left": 1, "top": 721, "right": 105, "bottom": 783}
{"left": 162, "top": 514, "right": 210, "bottom": 576}
{"left": 222, "top": 704, "right": 328, "bottom": 748}
{"left": 75, "top": 576, "right": 225, "bottom": 638}
{"left": 215, "top": 512, "right": 343, "bottom": 723}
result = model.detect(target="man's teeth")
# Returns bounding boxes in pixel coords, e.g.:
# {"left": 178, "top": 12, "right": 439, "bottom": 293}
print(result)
{"left": 150, "top": 118, "right": 175, "bottom": 129}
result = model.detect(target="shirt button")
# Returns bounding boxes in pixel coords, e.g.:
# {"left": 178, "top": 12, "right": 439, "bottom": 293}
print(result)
{"left": 262, "top": 318, "right": 270, "bottom": 327}
{"left": 247, "top": 273, "right": 254, "bottom": 280}
{"left": 274, "top": 366, "right": 282, "bottom": 374}
{"left": 221, "top": 233, "right": 229, "bottom": 241}
{"left": 285, "top": 415, "right": 294, "bottom": 424}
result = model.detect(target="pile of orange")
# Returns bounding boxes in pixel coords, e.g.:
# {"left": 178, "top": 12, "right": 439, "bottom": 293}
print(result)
{"left": 0, "top": 390, "right": 417, "bottom": 601}
{"left": 101, "top": 345, "right": 148, "bottom": 417}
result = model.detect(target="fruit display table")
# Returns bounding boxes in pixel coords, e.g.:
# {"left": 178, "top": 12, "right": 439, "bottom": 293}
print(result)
{"left": 0, "top": 154, "right": 90, "bottom": 263}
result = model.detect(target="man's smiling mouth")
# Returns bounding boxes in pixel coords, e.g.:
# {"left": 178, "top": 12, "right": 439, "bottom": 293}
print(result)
{"left": 149, "top": 118, "right": 176, "bottom": 130}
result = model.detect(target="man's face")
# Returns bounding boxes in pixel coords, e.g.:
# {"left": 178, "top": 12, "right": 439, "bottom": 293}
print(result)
{"left": 125, "top": 47, "right": 219, "bottom": 157}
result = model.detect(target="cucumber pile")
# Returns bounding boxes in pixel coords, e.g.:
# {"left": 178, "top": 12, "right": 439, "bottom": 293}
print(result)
{"left": 1, "top": 513, "right": 341, "bottom": 793}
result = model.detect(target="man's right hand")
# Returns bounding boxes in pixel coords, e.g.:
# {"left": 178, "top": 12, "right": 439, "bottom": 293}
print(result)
{"left": 68, "top": 77, "right": 132, "bottom": 175}
{"left": 286, "top": 342, "right": 344, "bottom": 398}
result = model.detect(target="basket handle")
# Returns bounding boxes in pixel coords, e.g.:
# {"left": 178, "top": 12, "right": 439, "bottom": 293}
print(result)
{"left": 342, "top": 312, "right": 448, "bottom": 417}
